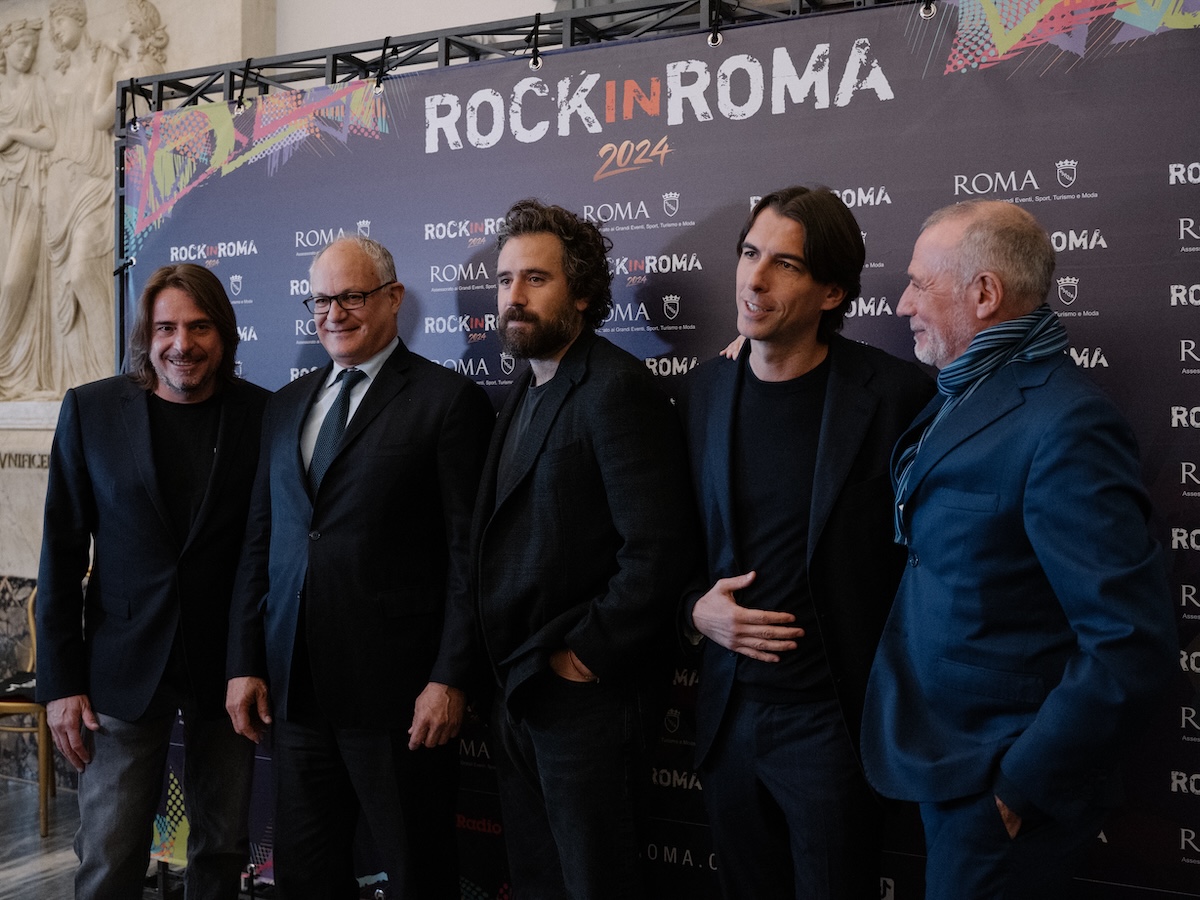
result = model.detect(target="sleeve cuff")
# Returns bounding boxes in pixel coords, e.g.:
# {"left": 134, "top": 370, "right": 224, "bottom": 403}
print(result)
{"left": 994, "top": 771, "right": 1047, "bottom": 825}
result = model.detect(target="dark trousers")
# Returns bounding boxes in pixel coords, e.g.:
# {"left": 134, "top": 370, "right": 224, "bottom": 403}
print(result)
{"left": 271, "top": 717, "right": 458, "bottom": 900}
{"left": 698, "top": 695, "right": 880, "bottom": 900}
{"left": 920, "top": 791, "right": 1108, "bottom": 900}
{"left": 492, "top": 674, "right": 649, "bottom": 900}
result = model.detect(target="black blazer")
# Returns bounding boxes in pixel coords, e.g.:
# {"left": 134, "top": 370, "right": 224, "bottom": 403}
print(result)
{"left": 471, "top": 330, "right": 697, "bottom": 707}
{"left": 37, "top": 375, "right": 270, "bottom": 720}
{"left": 678, "top": 335, "right": 934, "bottom": 767}
{"left": 227, "top": 341, "right": 493, "bottom": 728}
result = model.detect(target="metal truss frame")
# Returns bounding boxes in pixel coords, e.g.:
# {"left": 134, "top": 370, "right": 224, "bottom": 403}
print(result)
{"left": 115, "top": 0, "right": 897, "bottom": 127}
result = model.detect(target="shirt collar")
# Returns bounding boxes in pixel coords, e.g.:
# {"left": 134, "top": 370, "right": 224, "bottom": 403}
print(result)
{"left": 324, "top": 336, "right": 399, "bottom": 389}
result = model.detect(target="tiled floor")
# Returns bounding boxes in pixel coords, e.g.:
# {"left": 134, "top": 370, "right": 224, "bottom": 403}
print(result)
{"left": 0, "top": 777, "right": 79, "bottom": 900}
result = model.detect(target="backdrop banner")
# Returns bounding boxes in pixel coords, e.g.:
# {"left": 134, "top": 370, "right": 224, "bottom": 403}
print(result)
{"left": 123, "top": 2, "right": 1200, "bottom": 896}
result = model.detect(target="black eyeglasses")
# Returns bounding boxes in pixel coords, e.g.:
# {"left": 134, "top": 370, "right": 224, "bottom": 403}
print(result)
{"left": 302, "top": 282, "right": 394, "bottom": 314}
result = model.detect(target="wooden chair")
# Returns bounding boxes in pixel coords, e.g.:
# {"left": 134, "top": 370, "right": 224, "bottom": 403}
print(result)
{"left": 0, "top": 587, "right": 56, "bottom": 837}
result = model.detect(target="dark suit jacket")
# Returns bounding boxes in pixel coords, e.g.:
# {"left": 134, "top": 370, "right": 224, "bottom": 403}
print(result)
{"left": 678, "top": 335, "right": 934, "bottom": 768}
{"left": 227, "top": 341, "right": 492, "bottom": 728}
{"left": 472, "top": 330, "right": 696, "bottom": 707}
{"left": 37, "top": 375, "right": 269, "bottom": 721}
{"left": 862, "top": 353, "right": 1175, "bottom": 821}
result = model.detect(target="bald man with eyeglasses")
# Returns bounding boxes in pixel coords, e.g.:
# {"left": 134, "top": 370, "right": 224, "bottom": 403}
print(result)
{"left": 226, "top": 236, "right": 493, "bottom": 899}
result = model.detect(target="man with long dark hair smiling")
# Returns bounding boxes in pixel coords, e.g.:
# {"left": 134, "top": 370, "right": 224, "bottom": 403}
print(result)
{"left": 38, "top": 263, "right": 267, "bottom": 899}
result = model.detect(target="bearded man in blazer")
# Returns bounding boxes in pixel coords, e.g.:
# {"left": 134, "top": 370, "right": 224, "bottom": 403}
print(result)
{"left": 37, "top": 264, "right": 268, "bottom": 899}
{"left": 677, "top": 186, "right": 934, "bottom": 899}
{"left": 861, "top": 200, "right": 1175, "bottom": 899}
{"left": 470, "top": 199, "right": 695, "bottom": 899}
{"left": 225, "top": 236, "right": 492, "bottom": 899}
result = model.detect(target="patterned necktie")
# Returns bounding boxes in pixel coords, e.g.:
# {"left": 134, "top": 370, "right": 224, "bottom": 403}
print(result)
{"left": 308, "top": 367, "right": 366, "bottom": 494}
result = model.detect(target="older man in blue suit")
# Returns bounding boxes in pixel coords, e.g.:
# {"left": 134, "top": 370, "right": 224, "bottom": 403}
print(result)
{"left": 861, "top": 200, "right": 1175, "bottom": 900}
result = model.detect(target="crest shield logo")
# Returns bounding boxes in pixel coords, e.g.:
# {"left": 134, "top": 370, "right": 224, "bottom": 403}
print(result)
{"left": 228, "top": 274, "right": 242, "bottom": 296}
{"left": 1056, "top": 160, "right": 1077, "bottom": 189}
{"left": 662, "top": 192, "right": 680, "bottom": 217}
{"left": 663, "top": 294, "right": 680, "bottom": 321}
{"left": 1057, "top": 276, "right": 1079, "bottom": 306}
{"left": 357, "top": 219, "right": 371, "bottom": 238}
{"left": 664, "top": 708, "right": 681, "bottom": 734}
{"left": 500, "top": 352, "right": 515, "bottom": 376}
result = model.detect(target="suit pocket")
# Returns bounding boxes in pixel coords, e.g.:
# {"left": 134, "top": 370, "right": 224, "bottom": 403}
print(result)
{"left": 539, "top": 438, "right": 586, "bottom": 467}
{"left": 935, "top": 657, "right": 1044, "bottom": 706}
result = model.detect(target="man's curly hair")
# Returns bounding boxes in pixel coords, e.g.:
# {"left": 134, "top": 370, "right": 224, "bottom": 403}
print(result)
{"left": 498, "top": 199, "right": 614, "bottom": 331}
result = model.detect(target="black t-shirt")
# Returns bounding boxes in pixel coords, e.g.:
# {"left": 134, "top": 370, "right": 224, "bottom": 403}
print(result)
{"left": 731, "top": 358, "right": 835, "bottom": 702}
{"left": 143, "top": 391, "right": 221, "bottom": 717}
{"left": 148, "top": 392, "right": 220, "bottom": 542}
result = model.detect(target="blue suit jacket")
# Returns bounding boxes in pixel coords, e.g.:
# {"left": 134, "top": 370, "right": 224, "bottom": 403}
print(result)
{"left": 37, "top": 375, "right": 269, "bottom": 720}
{"left": 679, "top": 335, "right": 934, "bottom": 767}
{"left": 861, "top": 353, "right": 1174, "bottom": 820}
{"left": 227, "top": 342, "right": 493, "bottom": 727}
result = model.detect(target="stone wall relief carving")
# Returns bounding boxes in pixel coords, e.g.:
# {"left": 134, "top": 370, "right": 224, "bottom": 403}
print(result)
{"left": 0, "top": 0, "right": 169, "bottom": 403}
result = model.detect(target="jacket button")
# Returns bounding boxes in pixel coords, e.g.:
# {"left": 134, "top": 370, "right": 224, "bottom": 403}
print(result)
{"left": 908, "top": 552, "right": 919, "bottom": 567}
{"left": 309, "top": 531, "right": 321, "bottom": 540}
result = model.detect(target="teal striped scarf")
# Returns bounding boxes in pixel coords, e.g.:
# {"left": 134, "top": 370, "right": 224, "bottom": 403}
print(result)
{"left": 892, "top": 303, "right": 1069, "bottom": 544}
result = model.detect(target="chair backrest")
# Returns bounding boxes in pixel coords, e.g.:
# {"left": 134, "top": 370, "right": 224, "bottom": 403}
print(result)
{"left": 21, "top": 588, "right": 36, "bottom": 673}
{"left": 0, "top": 588, "right": 37, "bottom": 703}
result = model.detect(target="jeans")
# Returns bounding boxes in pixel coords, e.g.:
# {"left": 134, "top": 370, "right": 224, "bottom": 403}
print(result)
{"left": 492, "top": 673, "right": 650, "bottom": 900}
{"left": 74, "top": 710, "right": 253, "bottom": 900}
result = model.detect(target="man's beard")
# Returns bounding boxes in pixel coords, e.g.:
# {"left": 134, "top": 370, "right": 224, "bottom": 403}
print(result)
{"left": 499, "top": 306, "right": 582, "bottom": 360}
{"left": 154, "top": 353, "right": 219, "bottom": 398}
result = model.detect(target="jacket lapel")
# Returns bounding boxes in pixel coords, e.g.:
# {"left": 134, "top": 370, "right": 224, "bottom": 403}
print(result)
{"left": 120, "top": 382, "right": 175, "bottom": 543}
{"left": 472, "top": 365, "right": 531, "bottom": 545}
{"left": 338, "top": 344, "right": 409, "bottom": 453}
{"left": 899, "top": 362, "right": 1038, "bottom": 503}
{"left": 303, "top": 344, "right": 411, "bottom": 500}
{"left": 702, "top": 347, "right": 743, "bottom": 571}
{"left": 182, "top": 383, "right": 251, "bottom": 551}
{"left": 808, "top": 338, "right": 879, "bottom": 561}
{"left": 293, "top": 364, "right": 333, "bottom": 502}
{"left": 491, "top": 332, "right": 592, "bottom": 512}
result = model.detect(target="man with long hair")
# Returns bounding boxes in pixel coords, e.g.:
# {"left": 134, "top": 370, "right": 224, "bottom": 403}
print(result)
{"left": 38, "top": 264, "right": 268, "bottom": 899}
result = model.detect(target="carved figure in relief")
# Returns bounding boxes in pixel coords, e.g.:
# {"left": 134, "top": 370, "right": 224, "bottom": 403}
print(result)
{"left": 115, "top": 0, "right": 169, "bottom": 79}
{"left": 0, "top": 19, "right": 56, "bottom": 402}
{"left": 47, "top": 0, "right": 116, "bottom": 393}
